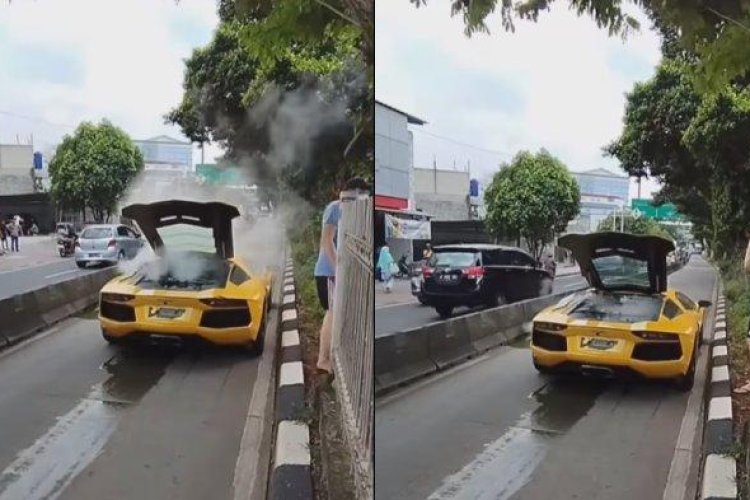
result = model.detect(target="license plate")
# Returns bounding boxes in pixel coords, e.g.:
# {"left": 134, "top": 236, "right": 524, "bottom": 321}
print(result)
{"left": 148, "top": 307, "right": 185, "bottom": 319}
{"left": 439, "top": 275, "right": 457, "bottom": 282}
{"left": 88, "top": 253, "right": 99, "bottom": 258}
{"left": 580, "top": 337, "right": 618, "bottom": 350}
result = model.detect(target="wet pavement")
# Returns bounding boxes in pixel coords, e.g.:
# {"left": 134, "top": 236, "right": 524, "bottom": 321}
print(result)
{"left": 0, "top": 316, "right": 261, "bottom": 500}
{"left": 375, "top": 274, "right": 587, "bottom": 337}
{"left": 375, "top": 256, "right": 717, "bottom": 500}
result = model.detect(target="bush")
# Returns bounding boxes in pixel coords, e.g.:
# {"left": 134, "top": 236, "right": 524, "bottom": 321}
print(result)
{"left": 290, "top": 211, "right": 325, "bottom": 325}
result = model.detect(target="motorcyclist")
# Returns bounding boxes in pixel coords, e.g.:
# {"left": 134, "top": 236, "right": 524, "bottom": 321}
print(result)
{"left": 397, "top": 254, "right": 410, "bottom": 276}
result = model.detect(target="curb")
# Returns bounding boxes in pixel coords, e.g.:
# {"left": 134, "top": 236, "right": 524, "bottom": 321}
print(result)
{"left": 701, "top": 292, "right": 738, "bottom": 500}
{"left": 269, "top": 257, "right": 313, "bottom": 500}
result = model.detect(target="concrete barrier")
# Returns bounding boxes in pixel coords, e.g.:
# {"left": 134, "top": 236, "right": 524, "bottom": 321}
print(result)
{"left": 0, "top": 267, "right": 118, "bottom": 348}
{"left": 375, "top": 286, "right": 588, "bottom": 396}
{"left": 374, "top": 326, "right": 438, "bottom": 392}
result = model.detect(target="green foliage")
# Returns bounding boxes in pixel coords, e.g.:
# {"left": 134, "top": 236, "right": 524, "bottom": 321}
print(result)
{"left": 484, "top": 149, "right": 580, "bottom": 259}
{"left": 595, "top": 213, "right": 675, "bottom": 240}
{"left": 48, "top": 120, "right": 143, "bottom": 222}
{"left": 607, "top": 59, "right": 750, "bottom": 259}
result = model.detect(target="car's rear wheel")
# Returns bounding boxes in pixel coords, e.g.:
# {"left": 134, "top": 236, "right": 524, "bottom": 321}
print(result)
{"left": 101, "top": 329, "right": 124, "bottom": 345}
{"left": 676, "top": 340, "right": 697, "bottom": 391}
{"left": 436, "top": 305, "right": 453, "bottom": 319}
{"left": 417, "top": 294, "right": 428, "bottom": 306}
{"left": 533, "top": 358, "right": 554, "bottom": 374}
{"left": 485, "top": 290, "right": 507, "bottom": 309}
{"left": 76, "top": 261, "right": 86, "bottom": 269}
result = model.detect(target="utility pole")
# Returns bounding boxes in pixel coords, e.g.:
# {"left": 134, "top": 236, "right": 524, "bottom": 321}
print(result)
{"left": 620, "top": 206, "right": 625, "bottom": 232}
{"left": 637, "top": 176, "right": 642, "bottom": 199}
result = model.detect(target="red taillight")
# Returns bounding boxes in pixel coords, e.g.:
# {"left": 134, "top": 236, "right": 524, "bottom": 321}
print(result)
{"left": 463, "top": 266, "right": 484, "bottom": 279}
{"left": 107, "top": 239, "right": 116, "bottom": 248}
{"left": 423, "top": 267, "right": 434, "bottom": 278}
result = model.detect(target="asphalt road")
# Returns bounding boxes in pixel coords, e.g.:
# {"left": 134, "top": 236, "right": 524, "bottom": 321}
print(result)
{"left": 375, "top": 273, "right": 587, "bottom": 338}
{"left": 0, "top": 315, "right": 268, "bottom": 500}
{"left": 0, "top": 259, "right": 106, "bottom": 300}
{"left": 375, "top": 256, "right": 717, "bottom": 500}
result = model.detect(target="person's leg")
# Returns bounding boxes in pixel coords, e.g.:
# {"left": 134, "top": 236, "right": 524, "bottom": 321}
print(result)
{"left": 317, "top": 277, "right": 335, "bottom": 374}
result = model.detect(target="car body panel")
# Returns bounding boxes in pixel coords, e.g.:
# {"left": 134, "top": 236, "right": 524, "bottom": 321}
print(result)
{"left": 531, "top": 224, "right": 706, "bottom": 381}
{"left": 122, "top": 200, "right": 239, "bottom": 258}
{"left": 558, "top": 232, "right": 674, "bottom": 294}
{"left": 75, "top": 224, "right": 144, "bottom": 265}
{"left": 420, "top": 244, "right": 552, "bottom": 310}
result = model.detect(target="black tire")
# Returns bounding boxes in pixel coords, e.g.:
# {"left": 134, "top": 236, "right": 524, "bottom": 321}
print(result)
{"left": 102, "top": 329, "right": 124, "bottom": 345}
{"left": 676, "top": 342, "right": 697, "bottom": 391}
{"left": 436, "top": 305, "right": 453, "bottom": 319}
{"left": 59, "top": 248, "right": 65, "bottom": 258}
{"left": 76, "top": 261, "right": 86, "bottom": 269}
{"left": 117, "top": 250, "right": 126, "bottom": 261}
{"left": 533, "top": 359, "right": 554, "bottom": 374}
{"left": 485, "top": 290, "right": 507, "bottom": 309}
{"left": 417, "top": 294, "right": 428, "bottom": 306}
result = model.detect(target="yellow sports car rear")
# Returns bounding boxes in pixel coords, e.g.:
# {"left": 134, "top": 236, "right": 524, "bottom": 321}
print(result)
{"left": 531, "top": 232, "right": 710, "bottom": 390}
{"left": 98, "top": 200, "right": 273, "bottom": 354}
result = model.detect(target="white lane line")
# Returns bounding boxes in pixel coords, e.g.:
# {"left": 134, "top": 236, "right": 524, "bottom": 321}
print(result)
{"left": 376, "top": 301, "right": 418, "bottom": 311}
{"left": 44, "top": 269, "right": 79, "bottom": 279}
{"left": 0, "top": 398, "right": 118, "bottom": 500}
{"left": 275, "top": 421, "right": 311, "bottom": 466}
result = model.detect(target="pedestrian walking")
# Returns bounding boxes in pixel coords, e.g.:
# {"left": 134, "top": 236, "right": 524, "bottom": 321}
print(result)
{"left": 543, "top": 253, "right": 557, "bottom": 277}
{"left": 378, "top": 245, "right": 396, "bottom": 293}
{"left": 314, "top": 176, "right": 370, "bottom": 376}
{"left": 422, "top": 243, "right": 433, "bottom": 262}
{"left": 8, "top": 219, "right": 20, "bottom": 252}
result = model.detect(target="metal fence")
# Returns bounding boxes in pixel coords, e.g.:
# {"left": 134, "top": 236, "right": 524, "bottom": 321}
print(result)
{"left": 331, "top": 194, "right": 373, "bottom": 498}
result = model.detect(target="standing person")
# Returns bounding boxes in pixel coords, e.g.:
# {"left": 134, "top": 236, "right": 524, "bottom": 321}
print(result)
{"left": 422, "top": 243, "right": 433, "bottom": 262}
{"left": 378, "top": 245, "right": 395, "bottom": 293}
{"left": 0, "top": 220, "right": 7, "bottom": 254}
{"left": 8, "top": 219, "right": 20, "bottom": 252}
{"left": 543, "top": 253, "right": 557, "bottom": 277}
{"left": 314, "top": 176, "right": 370, "bottom": 375}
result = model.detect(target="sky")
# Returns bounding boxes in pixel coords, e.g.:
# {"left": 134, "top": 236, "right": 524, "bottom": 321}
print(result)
{"left": 375, "top": 0, "right": 664, "bottom": 200}
{"left": 0, "top": 0, "right": 224, "bottom": 163}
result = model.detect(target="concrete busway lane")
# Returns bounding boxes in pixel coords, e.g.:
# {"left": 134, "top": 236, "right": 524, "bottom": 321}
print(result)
{"left": 375, "top": 273, "right": 587, "bottom": 338}
{"left": 0, "top": 259, "right": 102, "bottom": 300}
{"left": 375, "top": 256, "right": 717, "bottom": 500}
{"left": 0, "top": 315, "right": 264, "bottom": 500}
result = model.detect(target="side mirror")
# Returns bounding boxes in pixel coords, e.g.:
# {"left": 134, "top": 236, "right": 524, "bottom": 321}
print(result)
{"left": 698, "top": 300, "right": 712, "bottom": 308}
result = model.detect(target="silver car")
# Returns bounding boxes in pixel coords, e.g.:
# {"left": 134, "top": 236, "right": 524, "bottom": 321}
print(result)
{"left": 75, "top": 224, "right": 144, "bottom": 268}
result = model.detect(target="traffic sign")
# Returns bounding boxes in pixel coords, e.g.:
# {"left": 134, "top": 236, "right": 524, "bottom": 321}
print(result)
{"left": 630, "top": 199, "right": 683, "bottom": 221}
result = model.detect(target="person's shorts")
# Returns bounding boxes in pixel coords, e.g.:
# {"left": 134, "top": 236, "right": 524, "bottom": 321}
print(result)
{"left": 315, "top": 276, "right": 335, "bottom": 311}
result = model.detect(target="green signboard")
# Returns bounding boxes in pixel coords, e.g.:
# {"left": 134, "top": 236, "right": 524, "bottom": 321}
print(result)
{"left": 195, "top": 163, "right": 245, "bottom": 186}
{"left": 630, "top": 199, "right": 683, "bottom": 221}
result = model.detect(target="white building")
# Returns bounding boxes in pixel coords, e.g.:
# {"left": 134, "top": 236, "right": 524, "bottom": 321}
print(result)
{"left": 414, "top": 167, "right": 472, "bottom": 220}
{"left": 375, "top": 101, "right": 425, "bottom": 211}
{"left": 0, "top": 145, "right": 34, "bottom": 195}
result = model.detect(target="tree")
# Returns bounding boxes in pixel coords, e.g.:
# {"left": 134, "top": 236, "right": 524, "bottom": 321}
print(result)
{"left": 595, "top": 213, "right": 674, "bottom": 240}
{"left": 166, "top": 17, "right": 368, "bottom": 207}
{"left": 48, "top": 121, "right": 144, "bottom": 223}
{"left": 484, "top": 150, "right": 580, "bottom": 260}
{"left": 606, "top": 58, "right": 750, "bottom": 258}
{"left": 410, "top": 0, "right": 750, "bottom": 92}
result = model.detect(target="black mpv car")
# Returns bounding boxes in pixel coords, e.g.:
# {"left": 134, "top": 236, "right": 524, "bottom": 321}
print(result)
{"left": 419, "top": 244, "right": 554, "bottom": 318}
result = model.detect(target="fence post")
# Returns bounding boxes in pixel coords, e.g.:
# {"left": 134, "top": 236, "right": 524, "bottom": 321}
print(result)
{"left": 330, "top": 194, "right": 374, "bottom": 499}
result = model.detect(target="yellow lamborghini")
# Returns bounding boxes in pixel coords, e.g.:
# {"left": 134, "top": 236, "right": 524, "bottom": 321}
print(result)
{"left": 98, "top": 200, "right": 273, "bottom": 354}
{"left": 531, "top": 232, "right": 710, "bottom": 390}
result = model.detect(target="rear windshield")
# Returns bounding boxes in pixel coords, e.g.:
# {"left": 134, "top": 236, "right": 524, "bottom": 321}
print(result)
{"left": 430, "top": 251, "right": 479, "bottom": 268}
{"left": 592, "top": 254, "right": 649, "bottom": 289}
{"left": 568, "top": 291, "right": 664, "bottom": 323}
{"left": 81, "top": 227, "right": 113, "bottom": 239}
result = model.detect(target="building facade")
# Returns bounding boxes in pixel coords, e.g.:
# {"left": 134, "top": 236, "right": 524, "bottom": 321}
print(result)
{"left": 134, "top": 135, "right": 193, "bottom": 173}
{"left": 0, "top": 144, "right": 34, "bottom": 195}
{"left": 375, "top": 101, "right": 425, "bottom": 211}
{"left": 568, "top": 168, "right": 629, "bottom": 233}
{"left": 413, "top": 167, "right": 471, "bottom": 220}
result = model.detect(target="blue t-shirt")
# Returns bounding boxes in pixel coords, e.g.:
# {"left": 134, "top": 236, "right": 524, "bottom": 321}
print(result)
{"left": 314, "top": 201, "right": 341, "bottom": 277}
